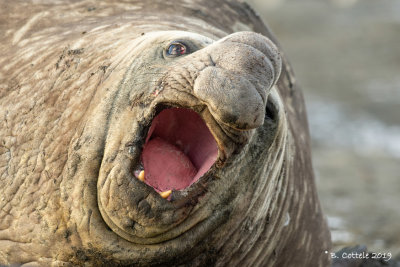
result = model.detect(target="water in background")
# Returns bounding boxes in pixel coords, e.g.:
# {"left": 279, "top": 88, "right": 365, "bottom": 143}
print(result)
{"left": 247, "top": 0, "right": 400, "bottom": 255}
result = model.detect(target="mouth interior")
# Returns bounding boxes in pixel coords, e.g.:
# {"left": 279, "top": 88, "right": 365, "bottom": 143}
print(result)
{"left": 140, "top": 108, "right": 218, "bottom": 192}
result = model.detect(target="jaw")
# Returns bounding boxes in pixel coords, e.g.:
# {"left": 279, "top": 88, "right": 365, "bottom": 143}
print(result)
{"left": 95, "top": 96, "right": 252, "bottom": 245}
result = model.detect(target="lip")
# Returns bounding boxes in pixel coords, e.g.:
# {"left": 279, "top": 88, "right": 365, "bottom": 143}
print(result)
{"left": 95, "top": 102, "right": 225, "bottom": 244}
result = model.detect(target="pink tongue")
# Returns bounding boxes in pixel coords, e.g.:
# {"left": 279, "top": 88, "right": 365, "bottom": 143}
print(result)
{"left": 141, "top": 137, "right": 197, "bottom": 192}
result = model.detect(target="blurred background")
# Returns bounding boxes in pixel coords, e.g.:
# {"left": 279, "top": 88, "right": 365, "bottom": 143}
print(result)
{"left": 247, "top": 0, "right": 400, "bottom": 256}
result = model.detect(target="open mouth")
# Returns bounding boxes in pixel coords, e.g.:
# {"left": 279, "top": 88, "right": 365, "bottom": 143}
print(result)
{"left": 134, "top": 107, "right": 218, "bottom": 198}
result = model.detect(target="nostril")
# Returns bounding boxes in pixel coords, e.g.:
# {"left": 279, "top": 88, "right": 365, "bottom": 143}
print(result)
{"left": 265, "top": 98, "right": 277, "bottom": 121}
{"left": 208, "top": 54, "right": 216, "bottom": 67}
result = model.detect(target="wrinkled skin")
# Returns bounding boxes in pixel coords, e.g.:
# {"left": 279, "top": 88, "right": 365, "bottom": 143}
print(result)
{"left": 0, "top": 0, "right": 331, "bottom": 266}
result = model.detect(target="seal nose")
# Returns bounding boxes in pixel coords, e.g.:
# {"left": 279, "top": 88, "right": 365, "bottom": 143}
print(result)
{"left": 193, "top": 32, "right": 281, "bottom": 130}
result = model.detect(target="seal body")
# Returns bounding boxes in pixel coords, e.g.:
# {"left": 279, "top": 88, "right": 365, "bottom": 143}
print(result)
{"left": 0, "top": 0, "right": 331, "bottom": 266}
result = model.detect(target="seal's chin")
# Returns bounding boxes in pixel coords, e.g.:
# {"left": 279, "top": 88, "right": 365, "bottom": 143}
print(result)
{"left": 134, "top": 108, "right": 218, "bottom": 197}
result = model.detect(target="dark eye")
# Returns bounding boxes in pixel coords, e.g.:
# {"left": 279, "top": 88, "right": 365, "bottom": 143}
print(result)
{"left": 166, "top": 42, "right": 189, "bottom": 57}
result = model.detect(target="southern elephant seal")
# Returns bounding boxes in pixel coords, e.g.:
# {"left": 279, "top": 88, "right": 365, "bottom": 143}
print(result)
{"left": 0, "top": 0, "right": 331, "bottom": 266}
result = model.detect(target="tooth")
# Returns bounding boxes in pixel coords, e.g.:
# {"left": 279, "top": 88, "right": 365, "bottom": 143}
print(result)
{"left": 159, "top": 190, "right": 172, "bottom": 199}
{"left": 138, "top": 170, "right": 145, "bottom": 182}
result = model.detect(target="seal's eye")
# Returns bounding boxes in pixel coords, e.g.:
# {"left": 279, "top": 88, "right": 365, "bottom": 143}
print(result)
{"left": 166, "top": 42, "right": 189, "bottom": 57}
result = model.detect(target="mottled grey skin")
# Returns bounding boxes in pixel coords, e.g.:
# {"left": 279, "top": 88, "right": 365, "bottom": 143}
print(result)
{"left": 0, "top": 0, "right": 331, "bottom": 266}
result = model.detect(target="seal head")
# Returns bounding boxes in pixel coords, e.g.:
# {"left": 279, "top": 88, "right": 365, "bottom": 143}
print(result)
{"left": 93, "top": 31, "right": 282, "bottom": 245}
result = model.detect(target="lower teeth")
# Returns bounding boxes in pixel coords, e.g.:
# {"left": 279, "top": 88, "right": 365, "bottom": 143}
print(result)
{"left": 133, "top": 163, "right": 144, "bottom": 179}
{"left": 137, "top": 170, "right": 145, "bottom": 182}
{"left": 133, "top": 167, "right": 172, "bottom": 200}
